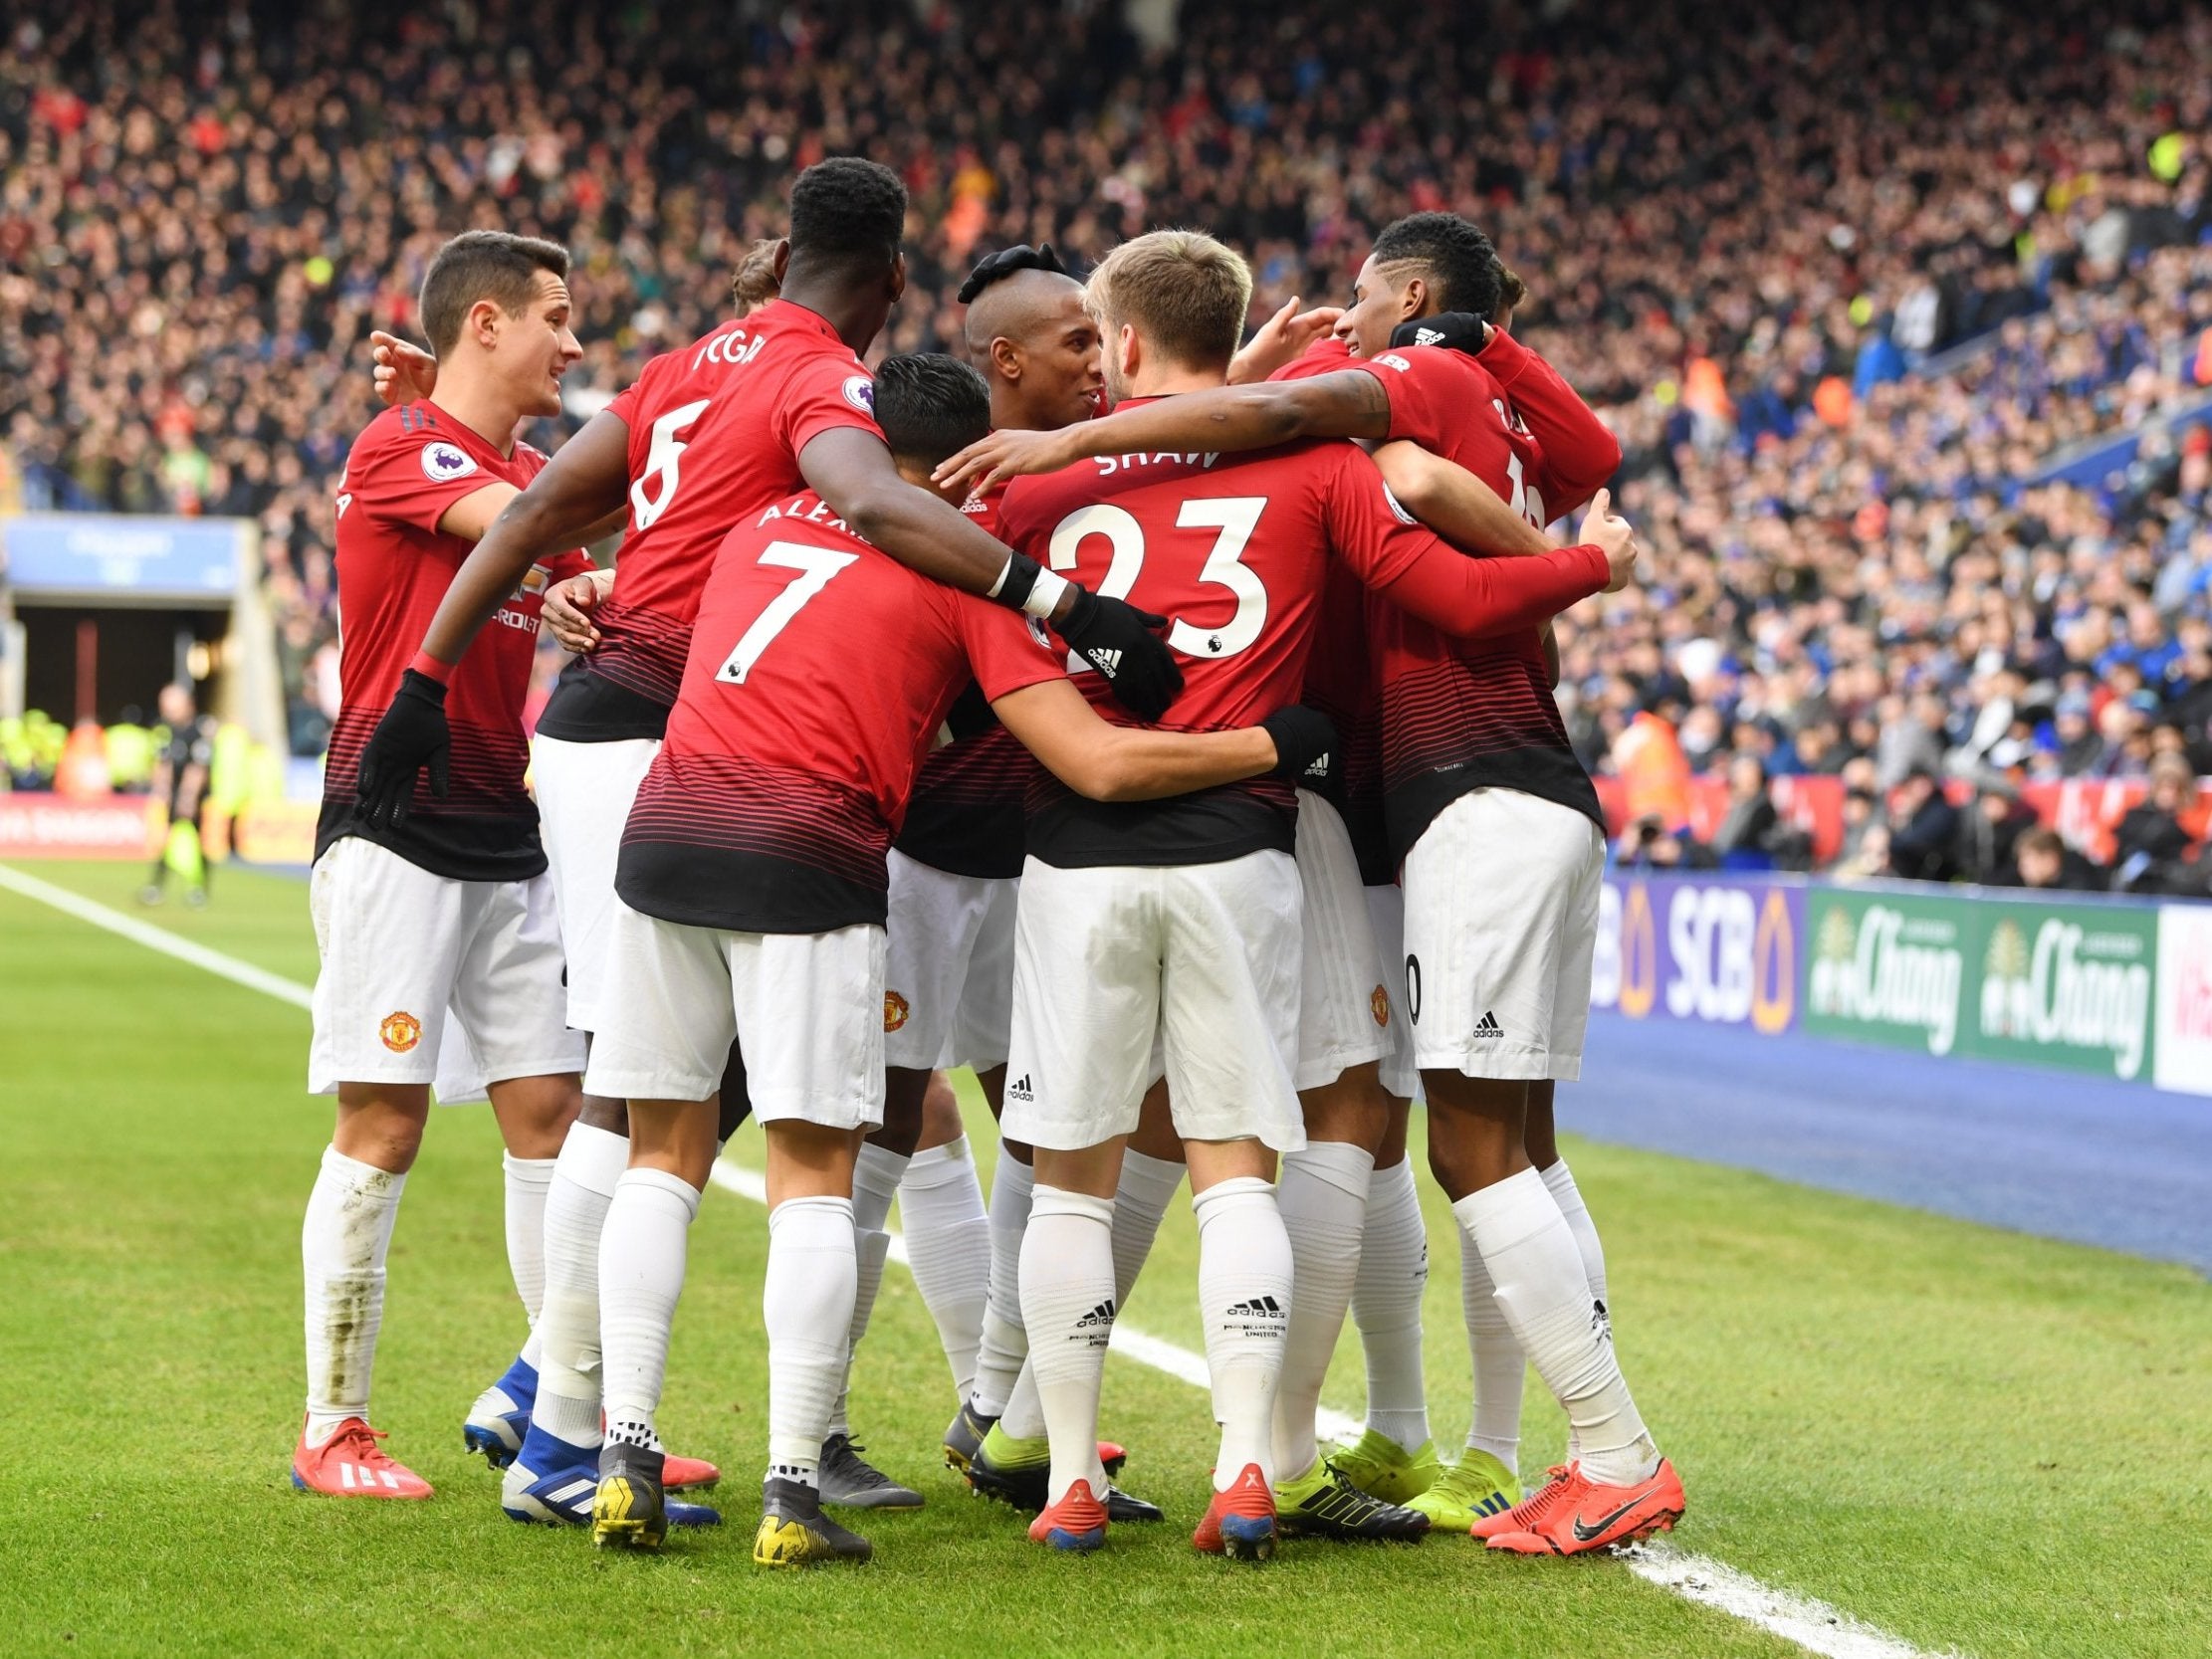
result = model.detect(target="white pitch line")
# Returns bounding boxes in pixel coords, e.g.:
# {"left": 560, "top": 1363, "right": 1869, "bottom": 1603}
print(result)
{"left": 10, "top": 861, "right": 1950, "bottom": 1659}
{"left": 0, "top": 862, "right": 314, "bottom": 1009}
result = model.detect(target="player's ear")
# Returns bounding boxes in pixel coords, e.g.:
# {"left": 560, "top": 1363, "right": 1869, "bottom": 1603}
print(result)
{"left": 1118, "top": 321, "right": 1140, "bottom": 380}
{"left": 1399, "top": 277, "right": 1429, "bottom": 325}
{"left": 771, "top": 238, "right": 792, "bottom": 286}
{"left": 991, "top": 335, "right": 1021, "bottom": 382}
{"left": 468, "top": 297, "right": 505, "bottom": 350}
{"left": 888, "top": 250, "right": 908, "bottom": 304}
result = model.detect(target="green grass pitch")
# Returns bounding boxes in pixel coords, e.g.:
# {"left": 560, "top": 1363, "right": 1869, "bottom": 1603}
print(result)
{"left": 3, "top": 860, "right": 2207, "bottom": 1658}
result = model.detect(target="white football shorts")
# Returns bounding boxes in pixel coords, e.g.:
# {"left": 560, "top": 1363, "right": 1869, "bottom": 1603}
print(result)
{"left": 531, "top": 732, "right": 661, "bottom": 1033}
{"left": 1293, "top": 790, "right": 1393, "bottom": 1092}
{"left": 1362, "top": 881, "right": 1420, "bottom": 1102}
{"left": 1001, "top": 850, "right": 1304, "bottom": 1153}
{"left": 1401, "top": 788, "right": 1603, "bottom": 1081}
{"left": 584, "top": 900, "right": 886, "bottom": 1129}
{"left": 882, "top": 850, "right": 1017, "bottom": 1073}
{"left": 307, "top": 835, "right": 584, "bottom": 1095}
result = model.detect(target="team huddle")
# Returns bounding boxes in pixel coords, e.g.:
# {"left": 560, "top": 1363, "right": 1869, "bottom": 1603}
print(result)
{"left": 294, "top": 155, "right": 1684, "bottom": 1568}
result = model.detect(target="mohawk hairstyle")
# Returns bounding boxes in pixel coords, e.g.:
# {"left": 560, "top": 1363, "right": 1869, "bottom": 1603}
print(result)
{"left": 1371, "top": 212, "right": 1505, "bottom": 321}
{"left": 871, "top": 353, "right": 993, "bottom": 468}
{"left": 957, "top": 242, "right": 1070, "bottom": 305}
{"left": 788, "top": 157, "right": 908, "bottom": 268}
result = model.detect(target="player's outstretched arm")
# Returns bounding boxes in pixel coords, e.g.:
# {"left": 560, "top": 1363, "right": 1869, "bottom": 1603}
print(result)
{"left": 932, "top": 372, "right": 1394, "bottom": 497}
{"left": 991, "top": 680, "right": 1334, "bottom": 802}
{"left": 413, "top": 411, "right": 631, "bottom": 668}
{"left": 801, "top": 427, "right": 1184, "bottom": 722}
{"left": 1370, "top": 442, "right": 1553, "bottom": 558}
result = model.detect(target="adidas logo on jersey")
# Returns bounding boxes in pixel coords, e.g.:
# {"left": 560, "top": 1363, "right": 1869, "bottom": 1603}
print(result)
{"left": 1074, "top": 1299, "right": 1117, "bottom": 1329}
{"left": 1414, "top": 326, "right": 1446, "bottom": 346}
{"left": 1473, "top": 1011, "right": 1504, "bottom": 1039}
{"left": 1006, "top": 1073, "right": 1035, "bottom": 1103}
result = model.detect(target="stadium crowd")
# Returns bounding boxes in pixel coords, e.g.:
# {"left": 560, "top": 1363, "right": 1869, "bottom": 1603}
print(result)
{"left": 3, "top": 0, "right": 2210, "bottom": 890}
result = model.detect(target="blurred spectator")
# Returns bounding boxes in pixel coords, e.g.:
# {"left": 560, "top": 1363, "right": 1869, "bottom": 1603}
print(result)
{"left": 2111, "top": 752, "right": 2207, "bottom": 891}
{"left": 1956, "top": 778, "right": 2041, "bottom": 886}
{"left": 1886, "top": 768, "right": 1963, "bottom": 884}
{"left": 2004, "top": 826, "right": 2103, "bottom": 892}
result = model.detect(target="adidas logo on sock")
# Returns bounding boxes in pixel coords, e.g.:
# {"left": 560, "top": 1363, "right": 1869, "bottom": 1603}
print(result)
{"left": 1472, "top": 1010, "right": 1503, "bottom": 1039}
{"left": 1223, "top": 1296, "right": 1285, "bottom": 1318}
{"left": 1006, "top": 1073, "right": 1034, "bottom": 1103}
{"left": 1074, "top": 1298, "right": 1117, "bottom": 1329}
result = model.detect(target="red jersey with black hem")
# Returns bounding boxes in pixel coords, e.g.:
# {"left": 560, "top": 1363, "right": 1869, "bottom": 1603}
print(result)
{"left": 1335, "top": 333, "right": 1621, "bottom": 861}
{"left": 995, "top": 409, "right": 1579, "bottom": 872}
{"left": 320, "top": 400, "right": 591, "bottom": 881}
{"left": 616, "top": 492, "right": 1065, "bottom": 934}
{"left": 1272, "top": 340, "right": 1391, "bottom": 885}
{"left": 892, "top": 487, "right": 1037, "bottom": 881}
{"left": 536, "top": 302, "right": 884, "bottom": 744}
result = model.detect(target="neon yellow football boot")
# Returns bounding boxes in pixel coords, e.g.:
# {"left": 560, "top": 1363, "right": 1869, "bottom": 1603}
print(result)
{"left": 1406, "top": 1449, "right": 1521, "bottom": 1534}
{"left": 1325, "top": 1427, "right": 1440, "bottom": 1505}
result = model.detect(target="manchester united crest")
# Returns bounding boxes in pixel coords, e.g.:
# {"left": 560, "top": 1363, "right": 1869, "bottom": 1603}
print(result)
{"left": 379, "top": 1011, "right": 423, "bottom": 1052}
{"left": 1370, "top": 985, "right": 1391, "bottom": 1027}
{"left": 884, "top": 990, "right": 910, "bottom": 1032}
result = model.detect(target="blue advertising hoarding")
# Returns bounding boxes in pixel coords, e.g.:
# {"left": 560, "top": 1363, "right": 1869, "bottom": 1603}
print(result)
{"left": 2, "top": 514, "right": 248, "bottom": 602}
{"left": 1591, "top": 874, "right": 1805, "bottom": 1034}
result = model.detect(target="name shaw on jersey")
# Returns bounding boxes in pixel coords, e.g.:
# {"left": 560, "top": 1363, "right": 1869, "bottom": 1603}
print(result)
{"left": 1093, "top": 450, "right": 1222, "bottom": 477}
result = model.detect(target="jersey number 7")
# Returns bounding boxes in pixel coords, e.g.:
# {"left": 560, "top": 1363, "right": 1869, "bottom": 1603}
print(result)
{"left": 714, "top": 541, "right": 860, "bottom": 685}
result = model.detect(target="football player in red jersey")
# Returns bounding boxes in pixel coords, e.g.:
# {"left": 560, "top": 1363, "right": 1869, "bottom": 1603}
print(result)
{"left": 291, "top": 231, "right": 630, "bottom": 1509}
{"left": 574, "top": 352, "right": 1334, "bottom": 1564}
{"left": 977, "top": 231, "right": 1626, "bottom": 1560}
{"left": 934, "top": 214, "right": 1684, "bottom": 1555}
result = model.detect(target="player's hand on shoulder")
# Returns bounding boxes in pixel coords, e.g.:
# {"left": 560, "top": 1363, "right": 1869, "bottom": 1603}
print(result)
{"left": 1260, "top": 705, "right": 1341, "bottom": 787}
{"left": 1578, "top": 487, "right": 1639, "bottom": 593}
{"left": 355, "top": 668, "right": 453, "bottom": 830}
{"left": 370, "top": 330, "right": 439, "bottom": 407}
{"left": 543, "top": 568, "right": 613, "bottom": 653}
{"left": 1229, "top": 297, "right": 1346, "bottom": 384}
{"left": 931, "top": 428, "right": 1077, "bottom": 499}
{"left": 1390, "top": 311, "right": 1491, "bottom": 357}
{"left": 1053, "top": 586, "right": 1184, "bottom": 724}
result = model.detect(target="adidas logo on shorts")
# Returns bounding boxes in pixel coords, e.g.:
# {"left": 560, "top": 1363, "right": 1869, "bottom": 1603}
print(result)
{"left": 1473, "top": 1011, "right": 1504, "bottom": 1040}
{"left": 1006, "top": 1073, "right": 1034, "bottom": 1102}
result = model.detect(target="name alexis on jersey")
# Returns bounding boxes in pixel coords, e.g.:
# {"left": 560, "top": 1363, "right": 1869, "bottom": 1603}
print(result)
{"left": 1093, "top": 450, "right": 1223, "bottom": 476}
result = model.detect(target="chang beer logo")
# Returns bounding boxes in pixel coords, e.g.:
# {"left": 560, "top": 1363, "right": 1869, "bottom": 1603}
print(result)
{"left": 1978, "top": 916, "right": 2152, "bottom": 1080}
{"left": 1808, "top": 900, "right": 1963, "bottom": 1055}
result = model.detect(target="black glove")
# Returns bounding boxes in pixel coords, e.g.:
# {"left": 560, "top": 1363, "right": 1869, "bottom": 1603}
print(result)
{"left": 957, "top": 242, "right": 1070, "bottom": 304}
{"left": 1391, "top": 311, "right": 1490, "bottom": 356}
{"left": 1261, "top": 705, "right": 1340, "bottom": 788}
{"left": 355, "top": 669, "right": 451, "bottom": 831}
{"left": 1053, "top": 585, "right": 1184, "bottom": 724}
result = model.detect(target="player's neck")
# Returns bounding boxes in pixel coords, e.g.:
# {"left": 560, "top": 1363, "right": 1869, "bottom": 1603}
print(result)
{"left": 776, "top": 282, "right": 880, "bottom": 356}
{"left": 1122, "top": 368, "right": 1227, "bottom": 398}
{"left": 421, "top": 361, "right": 528, "bottom": 458}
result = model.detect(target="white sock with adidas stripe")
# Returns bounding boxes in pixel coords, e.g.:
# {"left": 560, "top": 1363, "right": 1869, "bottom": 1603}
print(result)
{"left": 1352, "top": 1154, "right": 1432, "bottom": 1455}
{"left": 764, "top": 1195, "right": 858, "bottom": 1488}
{"left": 598, "top": 1166, "right": 701, "bottom": 1450}
{"left": 969, "top": 1148, "right": 1034, "bottom": 1418}
{"left": 1019, "top": 1185, "right": 1116, "bottom": 1507}
{"left": 898, "top": 1136, "right": 992, "bottom": 1402}
{"left": 1194, "top": 1175, "right": 1294, "bottom": 1493}
{"left": 1271, "top": 1141, "right": 1374, "bottom": 1481}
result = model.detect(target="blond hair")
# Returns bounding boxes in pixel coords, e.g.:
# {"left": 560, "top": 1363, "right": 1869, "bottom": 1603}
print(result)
{"left": 728, "top": 238, "right": 783, "bottom": 314}
{"left": 1085, "top": 230, "right": 1253, "bottom": 372}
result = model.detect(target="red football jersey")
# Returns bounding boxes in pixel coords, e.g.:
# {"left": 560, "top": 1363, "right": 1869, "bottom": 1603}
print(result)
{"left": 1340, "top": 332, "right": 1622, "bottom": 858}
{"left": 320, "top": 400, "right": 590, "bottom": 880}
{"left": 617, "top": 492, "right": 1065, "bottom": 933}
{"left": 536, "top": 301, "right": 886, "bottom": 744}
{"left": 996, "top": 407, "right": 1604, "bottom": 869}
{"left": 892, "top": 486, "right": 1038, "bottom": 881}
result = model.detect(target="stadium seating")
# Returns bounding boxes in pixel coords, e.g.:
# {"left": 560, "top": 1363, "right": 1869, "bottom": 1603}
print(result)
{"left": 2, "top": 1, "right": 2207, "bottom": 887}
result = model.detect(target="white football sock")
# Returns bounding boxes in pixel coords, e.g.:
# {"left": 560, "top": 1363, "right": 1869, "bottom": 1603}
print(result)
{"left": 1458, "top": 1215, "right": 1526, "bottom": 1471}
{"left": 828, "top": 1228, "right": 890, "bottom": 1439}
{"left": 1194, "top": 1175, "right": 1293, "bottom": 1492}
{"left": 970, "top": 1150, "right": 1034, "bottom": 1418}
{"left": 1271, "top": 1141, "right": 1374, "bottom": 1479}
{"left": 303, "top": 1145, "right": 406, "bottom": 1443}
{"left": 851, "top": 1141, "right": 907, "bottom": 1234}
{"left": 899, "top": 1137, "right": 992, "bottom": 1401}
{"left": 534, "top": 1123, "right": 625, "bottom": 1450}
{"left": 1019, "top": 1185, "right": 1116, "bottom": 1506}
{"left": 1110, "top": 1148, "right": 1184, "bottom": 1310}
{"left": 1540, "top": 1157, "right": 1609, "bottom": 1462}
{"left": 502, "top": 1152, "right": 555, "bottom": 1368}
{"left": 598, "top": 1165, "right": 701, "bottom": 1449}
{"left": 1452, "top": 1167, "right": 1657, "bottom": 1487}
{"left": 764, "top": 1195, "right": 857, "bottom": 1487}
{"left": 1540, "top": 1158, "right": 1609, "bottom": 1308}
{"left": 1351, "top": 1156, "right": 1432, "bottom": 1454}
